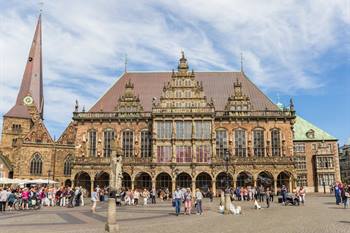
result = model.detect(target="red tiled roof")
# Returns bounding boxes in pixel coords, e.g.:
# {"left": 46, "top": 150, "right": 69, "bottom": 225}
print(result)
{"left": 90, "top": 71, "right": 278, "bottom": 112}
{"left": 5, "top": 14, "right": 43, "bottom": 119}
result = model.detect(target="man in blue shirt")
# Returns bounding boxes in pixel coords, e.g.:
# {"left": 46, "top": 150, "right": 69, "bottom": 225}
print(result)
{"left": 173, "top": 187, "right": 184, "bottom": 216}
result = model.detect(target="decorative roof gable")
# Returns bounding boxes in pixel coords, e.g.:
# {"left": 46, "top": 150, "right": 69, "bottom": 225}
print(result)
{"left": 152, "top": 52, "right": 214, "bottom": 114}
{"left": 57, "top": 122, "right": 76, "bottom": 145}
{"left": 224, "top": 79, "right": 251, "bottom": 115}
{"left": 115, "top": 79, "right": 144, "bottom": 113}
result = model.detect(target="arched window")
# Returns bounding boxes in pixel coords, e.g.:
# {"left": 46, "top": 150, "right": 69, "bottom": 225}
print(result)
{"left": 122, "top": 130, "right": 134, "bottom": 158}
{"left": 30, "top": 153, "right": 42, "bottom": 175}
{"left": 235, "top": 129, "right": 246, "bottom": 157}
{"left": 103, "top": 129, "right": 115, "bottom": 157}
{"left": 253, "top": 129, "right": 265, "bottom": 157}
{"left": 64, "top": 155, "right": 73, "bottom": 176}
{"left": 271, "top": 129, "right": 281, "bottom": 156}
{"left": 141, "top": 130, "right": 152, "bottom": 158}
{"left": 88, "top": 130, "right": 97, "bottom": 157}
{"left": 216, "top": 129, "right": 228, "bottom": 159}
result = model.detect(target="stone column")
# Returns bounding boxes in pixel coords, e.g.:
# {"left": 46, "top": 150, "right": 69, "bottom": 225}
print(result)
{"left": 152, "top": 179, "right": 156, "bottom": 191}
{"left": 274, "top": 180, "right": 278, "bottom": 195}
{"left": 212, "top": 180, "right": 216, "bottom": 197}
{"left": 172, "top": 179, "right": 176, "bottom": 192}
{"left": 90, "top": 178, "right": 95, "bottom": 197}
{"left": 192, "top": 180, "right": 196, "bottom": 195}
{"left": 289, "top": 178, "right": 293, "bottom": 193}
{"left": 131, "top": 180, "right": 135, "bottom": 191}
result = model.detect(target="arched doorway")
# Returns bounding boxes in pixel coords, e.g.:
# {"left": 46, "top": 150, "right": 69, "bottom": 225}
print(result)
{"left": 216, "top": 172, "right": 233, "bottom": 192}
{"left": 64, "top": 179, "right": 72, "bottom": 187}
{"left": 236, "top": 172, "right": 253, "bottom": 187}
{"left": 135, "top": 172, "right": 152, "bottom": 190}
{"left": 156, "top": 172, "right": 172, "bottom": 192}
{"left": 122, "top": 172, "right": 132, "bottom": 190}
{"left": 257, "top": 171, "right": 274, "bottom": 188}
{"left": 277, "top": 171, "right": 291, "bottom": 189}
{"left": 94, "top": 172, "right": 110, "bottom": 188}
{"left": 176, "top": 172, "right": 192, "bottom": 189}
{"left": 196, "top": 172, "right": 212, "bottom": 193}
{"left": 74, "top": 172, "right": 91, "bottom": 196}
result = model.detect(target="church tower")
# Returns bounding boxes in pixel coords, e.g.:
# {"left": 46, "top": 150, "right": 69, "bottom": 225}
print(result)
{"left": 0, "top": 14, "right": 48, "bottom": 175}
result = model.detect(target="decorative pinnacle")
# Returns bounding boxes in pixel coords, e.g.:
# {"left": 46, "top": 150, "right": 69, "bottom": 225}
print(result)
{"left": 240, "top": 52, "right": 244, "bottom": 73}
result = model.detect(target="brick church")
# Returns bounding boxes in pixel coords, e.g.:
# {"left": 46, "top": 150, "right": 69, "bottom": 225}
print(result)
{"left": 0, "top": 15, "right": 341, "bottom": 195}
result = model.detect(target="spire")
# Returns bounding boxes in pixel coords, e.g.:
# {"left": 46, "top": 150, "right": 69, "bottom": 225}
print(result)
{"left": 5, "top": 14, "right": 44, "bottom": 119}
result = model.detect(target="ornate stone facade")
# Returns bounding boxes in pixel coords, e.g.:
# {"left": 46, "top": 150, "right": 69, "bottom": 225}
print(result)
{"left": 0, "top": 15, "right": 340, "bottom": 197}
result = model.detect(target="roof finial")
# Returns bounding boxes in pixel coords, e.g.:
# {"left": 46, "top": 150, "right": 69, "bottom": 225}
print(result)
{"left": 240, "top": 52, "right": 244, "bottom": 73}
{"left": 39, "top": 1, "right": 44, "bottom": 13}
{"left": 124, "top": 53, "right": 128, "bottom": 73}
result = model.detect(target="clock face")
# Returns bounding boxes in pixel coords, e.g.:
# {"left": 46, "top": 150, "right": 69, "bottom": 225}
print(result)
{"left": 23, "top": 96, "right": 33, "bottom": 105}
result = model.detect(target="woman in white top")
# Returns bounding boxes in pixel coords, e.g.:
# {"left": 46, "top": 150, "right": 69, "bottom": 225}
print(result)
{"left": 91, "top": 188, "right": 98, "bottom": 213}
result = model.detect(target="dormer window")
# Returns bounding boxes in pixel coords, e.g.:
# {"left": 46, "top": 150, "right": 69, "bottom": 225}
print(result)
{"left": 306, "top": 129, "right": 315, "bottom": 139}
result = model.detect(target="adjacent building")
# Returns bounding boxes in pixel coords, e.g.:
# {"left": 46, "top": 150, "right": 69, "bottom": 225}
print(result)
{"left": 293, "top": 116, "right": 340, "bottom": 192}
{"left": 339, "top": 144, "right": 350, "bottom": 183}
{"left": 0, "top": 14, "right": 341, "bottom": 195}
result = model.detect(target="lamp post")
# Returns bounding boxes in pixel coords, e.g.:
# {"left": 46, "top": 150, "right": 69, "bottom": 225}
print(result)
{"left": 224, "top": 150, "right": 230, "bottom": 193}
{"left": 322, "top": 178, "right": 326, "bottom": 194}
{"left": 47, "top": 170, "right": 52, "bottom": 186}
{"left": 223, "top": 150, "right": 231, "bottom": 214}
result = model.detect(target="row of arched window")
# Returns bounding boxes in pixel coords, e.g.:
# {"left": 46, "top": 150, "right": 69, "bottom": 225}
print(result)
{"left": 88, "top": 129, "right": 152, "bottom": 158}
{"left": 216, "top": 128, "right": 281, "bottom": 158}
{"left": 29, "top": 153, "right": 73, "bottom": 176}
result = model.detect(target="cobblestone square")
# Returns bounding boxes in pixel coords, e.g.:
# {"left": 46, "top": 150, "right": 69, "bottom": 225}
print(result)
{"left": 0, "top": 194, "right": 349, "bottom": 233}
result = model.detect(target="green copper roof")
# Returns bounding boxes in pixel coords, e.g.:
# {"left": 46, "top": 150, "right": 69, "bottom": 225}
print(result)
{"left": 293, "top": 116, "right": 337, "bottom": 141}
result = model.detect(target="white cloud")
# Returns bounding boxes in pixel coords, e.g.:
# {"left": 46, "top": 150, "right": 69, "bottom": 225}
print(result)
{"left": 0, "top": 0, "right": 348, "bottom": 137}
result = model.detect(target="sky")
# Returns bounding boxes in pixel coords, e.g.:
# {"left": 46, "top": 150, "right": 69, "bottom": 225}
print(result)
{"left": 0, "top": 0, "right": 349, "bottom": 144}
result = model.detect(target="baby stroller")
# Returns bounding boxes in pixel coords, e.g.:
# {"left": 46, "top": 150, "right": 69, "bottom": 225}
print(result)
{"left": 285, "top": 193, "right": 300, "bottom": 206}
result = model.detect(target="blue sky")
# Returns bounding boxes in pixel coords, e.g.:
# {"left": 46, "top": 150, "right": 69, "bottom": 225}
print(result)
{"left": 0, "top": 0, "right": 349, "bottom": 144}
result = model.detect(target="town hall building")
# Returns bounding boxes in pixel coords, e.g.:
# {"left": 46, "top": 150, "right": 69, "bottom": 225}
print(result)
{"left": 0, "top": 15, "right": 340, "bottom": 195}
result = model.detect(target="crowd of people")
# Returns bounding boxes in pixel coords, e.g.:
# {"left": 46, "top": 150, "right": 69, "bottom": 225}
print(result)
{"left": 0, "top": 185, "right": 88, "bottom": 212}
{"left": 333, "top": 182, "right": 350, "bottom": 208}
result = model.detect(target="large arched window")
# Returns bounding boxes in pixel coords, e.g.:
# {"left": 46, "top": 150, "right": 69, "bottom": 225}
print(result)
{"left": 216, "top": 129, "right": 228, "bottom": 159}
{"left": 64, "top": 155, "right": 73, "bottom": 176}
{"left": 253, "top": 129, "right": 265, "bottom": 157}
{"left": 88, "top": 130, "right": 97, "bottom": 157}
{"left": 141, "top": 130, "right": 152, "bottom": 158}
{"left": 30, "top": 153, "right": 43, "bottom": 175}
{"left": 103, "top": 129, "right": 115, "bottom": 157}
{"left": 122, "top": 130, "right": 134, "bottom": 158}
{"left": 271, "top": 129, "right": 281, "bottom": 156}
{"left": 234, "top": 129, "right": 246, "bottom": 157}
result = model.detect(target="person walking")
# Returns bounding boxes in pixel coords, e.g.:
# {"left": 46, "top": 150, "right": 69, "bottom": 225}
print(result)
{"left": 341, "top": 184, "right": 349, "bottom": 209}
{"left": 184, "top": 188, "right": 192, "bottom": 215}
{"left": 0, "top": 187, "right": 8, "bottom": 212}
{"left": 134, "top": 189, "right": 140, "bottom": 206}
{"left": 195, "top": 188, "right": 203, "bottom": 215}
{"left": 142, "top": 189, "right": 149, "bottom": 206}
{"left": 173, "top": 187, "right": 183, "bottom": 216}
{"left": 151, "top": 188, "right": 156, "bottom": 204}
{"left": 281, "top": 185, "right": 288, "bottom": 205}
{"left": 299, "top": 186, "right": 306, "bottom": 205}
{"left": 91, "top": 188, "right": 98, "bottom": 213}
{"left": 7, "top": 189, "right": 16, "bottom": 211}
{"left": 265, "top": 188, "right": 271, "bottom": 208}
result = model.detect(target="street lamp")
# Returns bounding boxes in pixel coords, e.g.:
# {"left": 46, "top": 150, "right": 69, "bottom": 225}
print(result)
{"left": 322, "top": 178, "right": 326, "bottom": 194}
{"left": 224, "top": 150, "right": 230, "bottom": 193}
{"left": 47, "top": 170, "right": 52, "bottom": 186}
{"left": 223, "top": 150, "right": 231, "bottom": 214}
